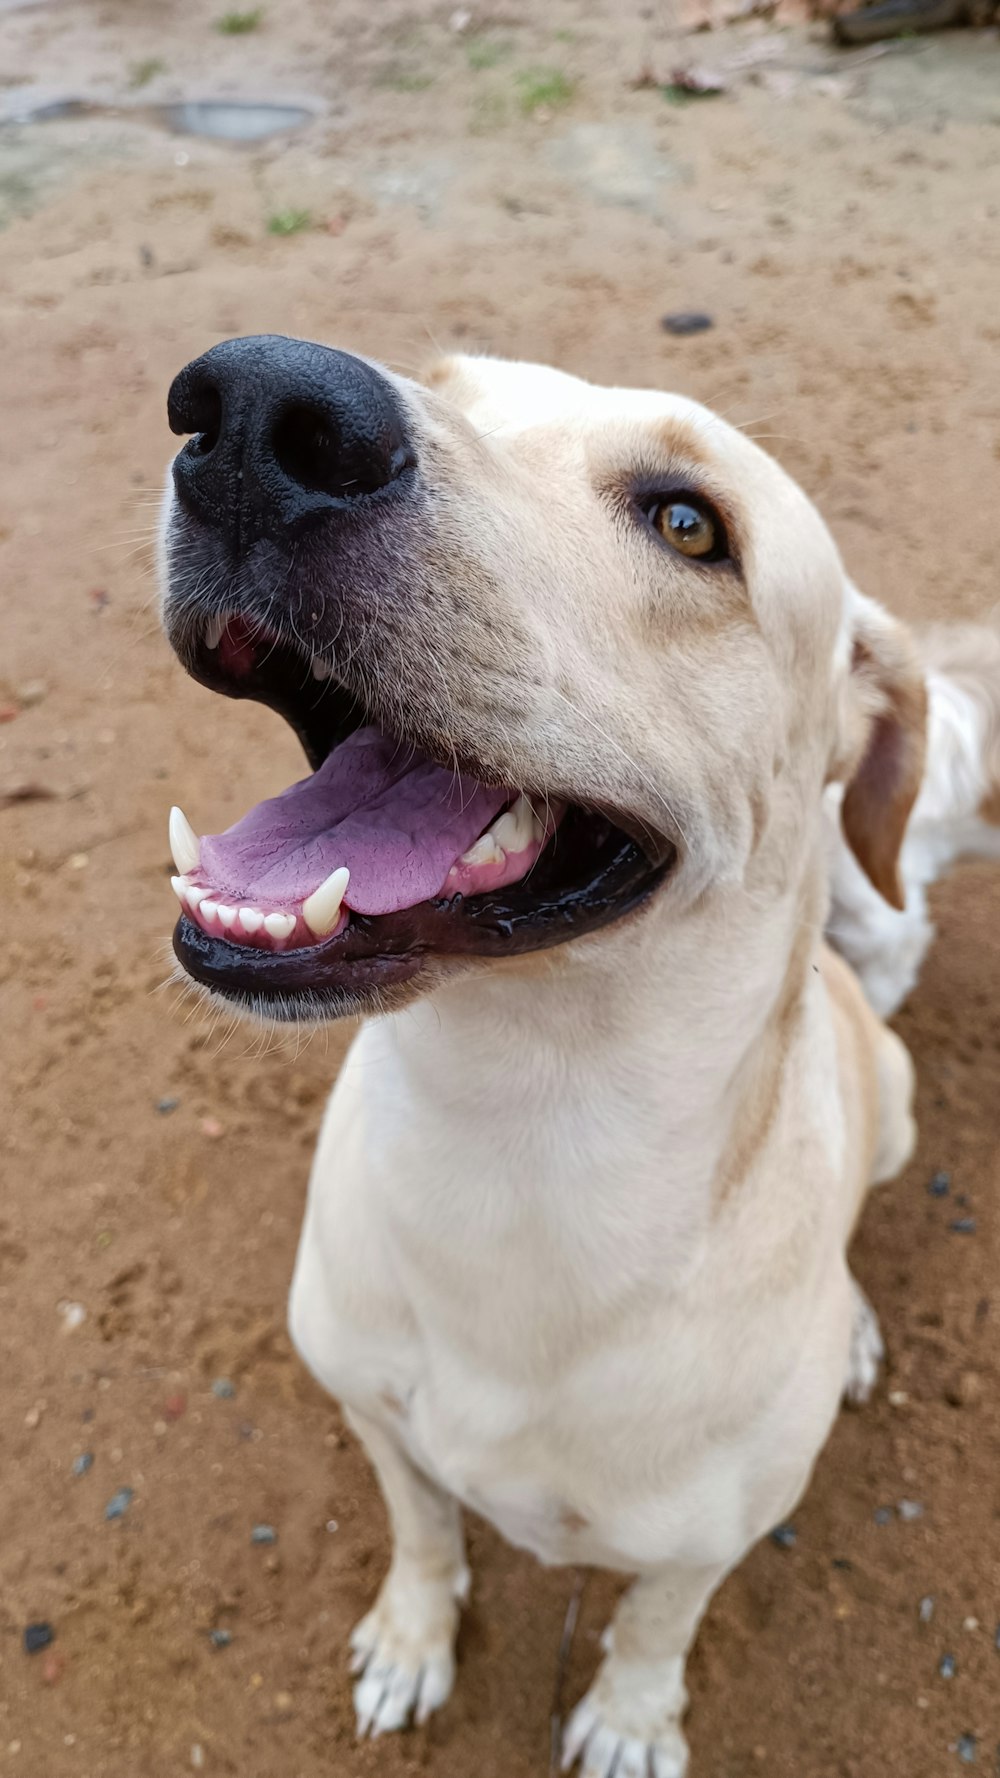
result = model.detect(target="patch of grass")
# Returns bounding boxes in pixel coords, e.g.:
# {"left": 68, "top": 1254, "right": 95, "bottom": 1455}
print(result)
{"left": 128, "top": 56, "right": 166, "bottom": 88}
{"left": 660, "top": 83, "right": 719, "bottom": 106}
{"left": 465, "top": 35, "right": 512, "bottom": 70}
{"left": 215, "top": 7, "right": 264, "bottom": 34}
{"left": 515, "top": 66, "right": 576, "bottom": 115}
{"left": 267, "top": 208, "right": 312, "bottom": 236}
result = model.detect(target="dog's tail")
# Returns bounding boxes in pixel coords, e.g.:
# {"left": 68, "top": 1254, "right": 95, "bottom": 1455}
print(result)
{"left": 913, "top": 617, "right": 1000, "bottom": 854}
{"left": 827, "top": 614, "right": 1000, "bottom": 1016}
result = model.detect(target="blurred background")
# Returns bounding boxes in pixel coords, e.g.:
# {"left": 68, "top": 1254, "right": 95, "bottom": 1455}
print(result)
{"left": 0, "top": 4, "right": 998, "bottom": 1775}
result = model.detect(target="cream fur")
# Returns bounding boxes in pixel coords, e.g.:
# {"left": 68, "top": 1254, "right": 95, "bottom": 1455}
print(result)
{"left": 162, "top": 350, "right": 998, "bottom": 1776}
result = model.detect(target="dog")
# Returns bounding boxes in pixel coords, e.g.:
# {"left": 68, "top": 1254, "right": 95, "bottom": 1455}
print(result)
{"left": 159, "top": 340, "right": 1000, "bottom": 1777}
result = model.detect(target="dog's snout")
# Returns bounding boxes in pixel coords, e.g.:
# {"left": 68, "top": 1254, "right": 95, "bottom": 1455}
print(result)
{"left": 167, "top": 334, "right": 415, "bottom": 547}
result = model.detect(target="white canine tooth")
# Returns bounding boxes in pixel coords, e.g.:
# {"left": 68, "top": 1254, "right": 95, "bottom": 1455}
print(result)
{"left": 459, "top": 832, "right": 504, "bottom": 869}
{"left": 311, "top": 655, "right": 332, "bottom": 682}
{"left": 168, "top": 805, "right": 200, "bottom": 876}
{"left": 170, "top": 875, "right": 187, "bottom": 903}
{"left": 217, "top": 904, "right": 237, "bottom": 929}
{"left": 264, "top": 912, "right": 296, "bottom": 942}
{"left": 200, "top": 899, "right": 218, "bottom": 921}
{"left": 301, "top": 866, "right": 350, "bottom": 938}
{"left": 239, "top": 907, "right": 264, "bottom": 934}
{"left": 204, "top": 613, "right": 227, "bottom": 650}
{"left": 490, "top": 794, "right": 543, "bottom": 857}
{"left": 186, "top": 885, "right": 207, "bottom": 911}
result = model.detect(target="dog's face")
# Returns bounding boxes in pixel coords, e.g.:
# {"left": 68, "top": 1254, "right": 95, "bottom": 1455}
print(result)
{"left": 161, "top": 341, "right": 924, "bottom": 1022}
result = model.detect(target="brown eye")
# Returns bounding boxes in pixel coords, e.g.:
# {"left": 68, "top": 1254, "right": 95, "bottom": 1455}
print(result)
{"left": 652, "top": 498, "right": 720, "bottom": 559}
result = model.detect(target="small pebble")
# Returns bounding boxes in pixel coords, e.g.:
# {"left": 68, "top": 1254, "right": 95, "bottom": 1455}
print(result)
{"left": 928, "top": 1170, "right": 950, "bottom": 1197}
{"left": 888, "top": 1389, "right": 910, "bottom": 1407}
{"left": 209, "top": 1628, "right": 232, "bottom": 1648}
{"left": 72, "top": 1452, "right": 94, "bottom": 1477}
{"left": 956, "top": 1733, "right": 976, "bottom": 1764}
{"left": 58, "top": 1300, "right": 87, "bottom": 1333}
{"left": 963, "top": 1617, "right": 979, "bottom": 1633}
{"left": 42, "top": 1650, "right": 64, "bottom": 1685}
{"left": 251, "top": 1523, "right": 277, "bottom": 1545}
{"left": 201, "top": 1116, "right": 225, "bottom": 1140}
{"left": 770, "top": 1524, "right": 797, "bottom": 1549}
{"left": 919, "top": 1595, "right": 935, "bottom": 1624}
{"left": 18, "top": 680, "right": 48, "bottom": 707}
{"left": 950, "top": 1218, "right": 977, "bottom": 1235}
{"left": 191, "top": 1747, "right": 205, "bottom": 1771}
{"left": 105, "top": 1486, "right": 134, "bottom": 1521}
{"left": 67, "top": 852, "right": 89, "bottom": 871}
{"left": 898, "top": 1500, "right": 924, "bottom": 1522}
{"left": 325, "top": 1519, "right": 339, "bottom": 1534}
{"left": 939, "top": 1653, "right": 957, "bottom": 1679}
{"left": 273, "top": 1690, "right": 293, "bottom": 1715}
{"left": 661, "top": 311, "right": 714, "bottom": 336}
{"left": 212, "top": 1378, "right": 235, "bottom": 1399}
{"left": 156, "top": 1096, "right": 180, "bottom": 1115}
{"left": 946, "top": 1371, "right": 983, "bottom": 1408}
{"left": 873, "top": 1506, "right": 894, "bottom": 1526}
{"left": 24, "top": 1622, "right": 54, "bottom": 1655}
{"left": 163, "top": 1392, "right": 187, "bottom": 1421}
{"left": 24, "top": 1403, "right": 44, "bottom": 1429}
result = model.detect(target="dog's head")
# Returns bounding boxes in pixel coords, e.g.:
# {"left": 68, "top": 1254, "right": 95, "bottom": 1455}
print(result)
{"left": 160, "top": 339, "right": 925, "bottom": 1022}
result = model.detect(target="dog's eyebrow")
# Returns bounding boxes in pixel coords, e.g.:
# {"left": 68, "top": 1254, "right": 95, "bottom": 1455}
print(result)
{"left": 651, "top": 417, "right": 719, "bottom": 472}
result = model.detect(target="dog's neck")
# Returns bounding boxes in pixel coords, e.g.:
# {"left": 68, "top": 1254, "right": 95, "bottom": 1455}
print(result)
{"left": 380, "top": 853, "right": 827, "bottom": 1266}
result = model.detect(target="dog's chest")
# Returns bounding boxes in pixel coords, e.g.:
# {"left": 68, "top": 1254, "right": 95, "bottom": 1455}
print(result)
{"left": 299, "top": 1020, "right": 839, "bottom": 1573}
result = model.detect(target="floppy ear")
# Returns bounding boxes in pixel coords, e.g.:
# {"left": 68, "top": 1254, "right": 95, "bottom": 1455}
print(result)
{"left": 833, "top": 592, "right": 928, "bottom": 911}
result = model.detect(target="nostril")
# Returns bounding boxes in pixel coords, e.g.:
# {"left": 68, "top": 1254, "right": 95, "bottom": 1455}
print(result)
{"left": 189, "top": 383, "right": 222, "bottom": 456}
{"left": 272, "top": 403, "right": 343, "bottom": 496}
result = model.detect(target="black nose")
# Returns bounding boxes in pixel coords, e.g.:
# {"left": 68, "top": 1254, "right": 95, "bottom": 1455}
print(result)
{"left": 167, "top": 334, "right": 415, "bottom": 548}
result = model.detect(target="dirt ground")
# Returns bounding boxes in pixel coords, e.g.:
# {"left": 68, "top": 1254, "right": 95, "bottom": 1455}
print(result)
{"left": 1, "top": 4, "right": 999, "bottom": 1776}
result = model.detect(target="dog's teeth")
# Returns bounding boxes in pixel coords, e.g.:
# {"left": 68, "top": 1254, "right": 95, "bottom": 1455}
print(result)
{"left": 204, "top": 613, "right": 227, "bottom": 650}
{"left": 201, "top": 899, "right": 218, "bottom": 921}
{"left": 489, "top": 794, "right": 544, "bottom": 857}
{"left": 168, "top": 805, "right": 200, "bottom": 875}
{"left": 170, "top": 875, "right": 187, "bottom": 903}
{"left": 459, "top": 832, "right": 505, "bottom": 868}
{"left": 186, "top": 885, "right": 207, "bottom": 911}
{"left": 311, "top": 655, "right": 332, "bottom": 682}
{"left": 217, "top": 904, "right": 237, "bottom": 930}
{"left": 239, "top": 907, "right": 264, "bottom": 934}
{"left": 264, "top": 912, "right": 296, "bottom": 941}
{"left": 302, "top": 867, "right": 350, "bottom": 938}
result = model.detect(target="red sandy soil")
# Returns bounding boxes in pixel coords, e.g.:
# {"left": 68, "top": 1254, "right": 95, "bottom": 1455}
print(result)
{"left": 0, "top": 5, "right": 998, "bottom": 1775}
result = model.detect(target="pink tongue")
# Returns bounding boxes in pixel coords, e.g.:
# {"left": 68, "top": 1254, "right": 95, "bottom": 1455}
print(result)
{"left": 198, "top": 727, "right": 509, "bottom": 917}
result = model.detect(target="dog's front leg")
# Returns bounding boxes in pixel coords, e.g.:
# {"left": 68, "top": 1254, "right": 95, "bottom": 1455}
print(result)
{"left": 346, "top": 1407, "right": 469, "bottom": 1738}
{"left": 563, "top": 1561, "right": 727, "bottom": 1778}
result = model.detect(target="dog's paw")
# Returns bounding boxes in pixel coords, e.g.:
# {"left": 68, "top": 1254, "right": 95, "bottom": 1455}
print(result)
{"left": 350, "top": 1566, "right": 464, "bottom": 1736}
{"left": 562, "top": 1667, "right": 689, "bottom": 1778}
{"left": 844, "top": 1279, "right": 884, "bottom": 1407}
{"left": 562, "top": 1694, "right": 688, "bottom": 1778}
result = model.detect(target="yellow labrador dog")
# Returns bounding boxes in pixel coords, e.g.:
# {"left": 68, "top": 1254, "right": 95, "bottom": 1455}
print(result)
{"left": 160, "top": 342, "right": 1000, "bottom": 1777}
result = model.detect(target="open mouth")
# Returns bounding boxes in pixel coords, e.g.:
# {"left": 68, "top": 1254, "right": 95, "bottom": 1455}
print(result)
{"left": 168, "top": 613, "right": 673, "bottom": 1019}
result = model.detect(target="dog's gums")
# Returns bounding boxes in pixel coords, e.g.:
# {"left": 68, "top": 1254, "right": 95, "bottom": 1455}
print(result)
{"left": 168, "top": 614, "right": 672, "bottom": 1015}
